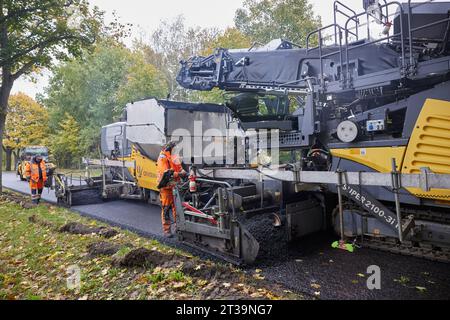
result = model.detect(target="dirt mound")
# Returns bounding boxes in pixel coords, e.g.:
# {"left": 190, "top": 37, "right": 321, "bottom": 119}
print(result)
{"left": 116, "top": 248, "right": 173, "bottom": 268}
{"left": 60, "top": 222, "right": 99, "bottom": 234}
{"left": 87, "top": 241, "right": 123, "bottom": 257}
{"left": 0, "top": 192, "right": 36, "bottom": 209}
{"left": 97, "top": 228, "right": 119, "bottom": 238}
{"left": 22, "top": 202, "right": 37, "bottom": 209}
{"left": 60, "top": 222, "right": 118, "bottom": 238}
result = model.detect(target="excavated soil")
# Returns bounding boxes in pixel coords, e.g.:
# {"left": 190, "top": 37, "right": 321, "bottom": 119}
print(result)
{"left": 60, "top": 222, "right": 118, "bottom": 238}
{"left": 1, "top": 191, "right": 57, "bottom": 209}
{"left": 1, "top": 192, "right": 36, "bottom": 209}
{"left": 87, "top": 241, "right": 123, "bottom": 257}
{"left": 115, "top": 248, "right": 175, "bottom": 268}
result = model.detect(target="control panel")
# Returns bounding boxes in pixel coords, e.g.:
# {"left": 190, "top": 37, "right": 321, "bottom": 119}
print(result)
{"left": 366, "top": 120, "right": 385, "bottom": 132}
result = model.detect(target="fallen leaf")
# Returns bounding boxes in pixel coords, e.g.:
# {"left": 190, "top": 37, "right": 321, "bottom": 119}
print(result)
{"left": 253, "top": 274, "right": 265, "bottom": 280}
{"left": 311, "top": 283, "right": 321, "bottom": 289}
{"left": 416, "top": 286, "right": 427, "bottom": 292}
{"left": 197, "top": 279, "right": 208, "bottom": 286}
{"left": 156, "top": 287, "right": 167, "bottom": 294}
{"left": 173, "top": 282, "right": 186, "bottom": 290}
{"left": 153, "top": 267, "right": 162, "bottom": 273}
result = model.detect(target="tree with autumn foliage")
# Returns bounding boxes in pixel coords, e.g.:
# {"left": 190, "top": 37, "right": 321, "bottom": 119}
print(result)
{"left": 50, "top": 113, "right": 82, "bottom": 168}
{"left": 43, "top": 41, "right": 168, "bottom": 158}
{"left": 201, "top": 27, "right": 252, "bottom": 56}
{"left": 2, "top": 93, "right": 49, "bottom": 171}
{"left": 189, "top": 28, "right": 252, "bottom": 104}
{"left": 234, "top": 0, "right": 321, "bottom": 46}
{"left": 0, "top": 0, "right": 103, "bottom": 192}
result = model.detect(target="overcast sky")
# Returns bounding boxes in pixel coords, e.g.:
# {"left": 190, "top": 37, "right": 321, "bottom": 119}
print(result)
{"left": 11, "top": 0, "right": 438, "bottom": 98}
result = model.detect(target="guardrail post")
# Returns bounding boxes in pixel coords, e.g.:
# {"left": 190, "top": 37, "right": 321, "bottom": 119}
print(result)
{"left": 391, "top": 158, "right": 403, "bottom": 242}
{"left": 336, "top": 169, "right": 345, "bottom": 242}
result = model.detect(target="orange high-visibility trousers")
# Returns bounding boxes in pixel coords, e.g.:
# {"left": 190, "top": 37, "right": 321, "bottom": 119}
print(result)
{"left": 30, "top": 180, "right": 45, "bottom": 204}
{"left": 25, "top": 161, "right": 47, "bottom": 204}
{"left": 160, "top": 188, "right": 176, "bottom": 234}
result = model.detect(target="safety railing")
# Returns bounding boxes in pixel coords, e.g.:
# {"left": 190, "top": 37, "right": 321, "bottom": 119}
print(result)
{"left": 344, "top": 1, "right": 406, "bottom": 87}
{"left": 334, "top": 0, "right": 360, "bottom": 43}
{"left": 306, "top": 0, "right": 450, "bottom": 88}
{"left": 344, "top": 0, "right": 450, "bottom": 85}
{"left": 306, "top": 0, "right": 450, "bottom": 91}
{"left": 306, "top": 23, "right": 346, "bottom": 87}
{"left": 306, "top": 1, "right": 396, "bottom": 89}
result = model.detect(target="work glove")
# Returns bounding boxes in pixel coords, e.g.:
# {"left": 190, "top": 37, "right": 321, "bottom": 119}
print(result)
{"left": 179, "top": 170, "right": 188, "bottom": 178}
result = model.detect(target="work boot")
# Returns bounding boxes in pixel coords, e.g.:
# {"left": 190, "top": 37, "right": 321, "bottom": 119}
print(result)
{"left": 163, "top": 233, "right": 174, "bottom": 239}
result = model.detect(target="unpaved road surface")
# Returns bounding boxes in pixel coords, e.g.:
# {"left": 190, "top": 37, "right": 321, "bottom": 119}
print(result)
{"left": 3, "top": 172, "right": 450, "bottom": 300}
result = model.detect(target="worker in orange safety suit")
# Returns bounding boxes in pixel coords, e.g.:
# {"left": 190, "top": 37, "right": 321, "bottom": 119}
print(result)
{"left": 156, "top": 141, "right": 187, "bottom": 238}
{"left": 25, "top": 155, "right": 47, "bottom": 205}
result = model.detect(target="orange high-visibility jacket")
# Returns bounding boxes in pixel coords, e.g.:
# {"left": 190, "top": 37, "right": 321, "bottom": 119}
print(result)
{"left": 25, "top": 161, "right": 47, "bottom": 183}
{"left": 157, "top": 151, "right": 182, "bottom": 189}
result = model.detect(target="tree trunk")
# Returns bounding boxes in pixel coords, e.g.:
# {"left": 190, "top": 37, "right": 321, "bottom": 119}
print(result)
{"left": 0, "top": 4, "right": 14, "bottom": 193}
{"left": 0, "top": 112, "right": 6, "bottom": 193}
{"left": 13, "top": 150, "right": 19, "bottom": 171}
{"left": 0, "top": 78, "right": 13, "bottom": 193}
{"left": 5, "top": 147, "right": 12, "bottom": 171}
